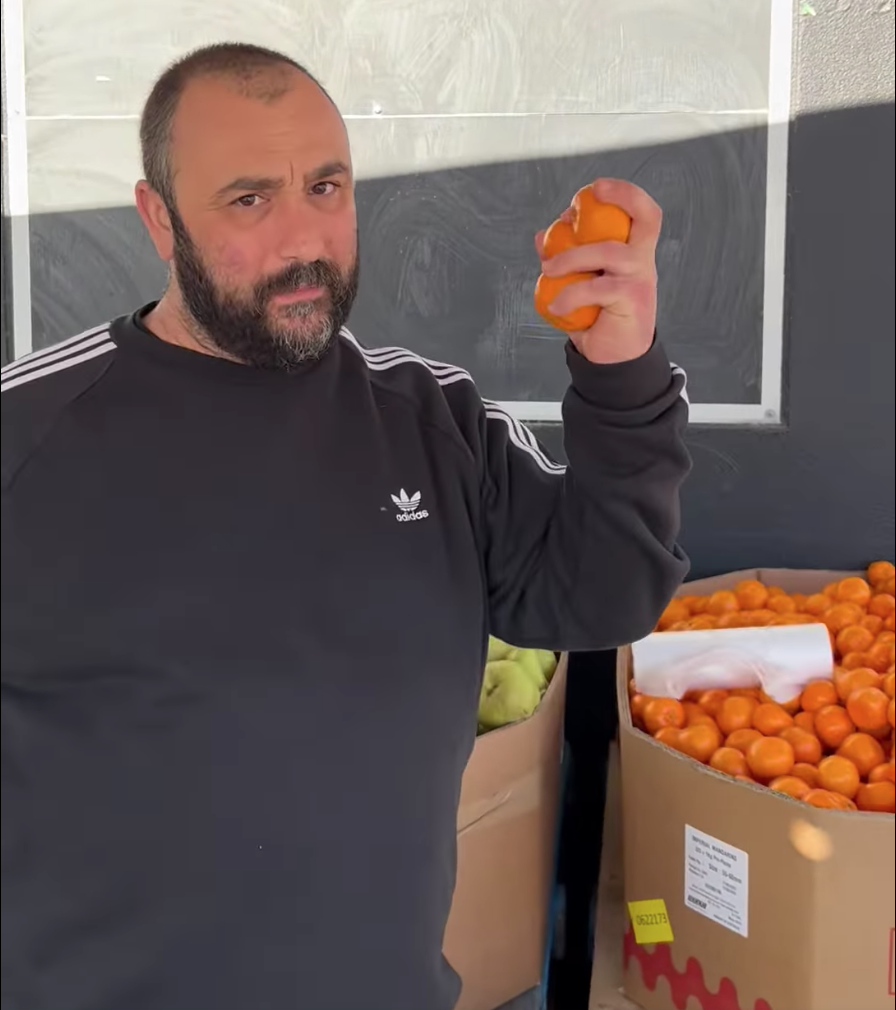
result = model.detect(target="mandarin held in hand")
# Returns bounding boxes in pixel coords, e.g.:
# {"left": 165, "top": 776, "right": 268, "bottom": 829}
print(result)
{"left": 533, "top": 184, "right": 632, "bottom": 332}
{"left": 569, "top": 185, "right": 633, "bottom": 245}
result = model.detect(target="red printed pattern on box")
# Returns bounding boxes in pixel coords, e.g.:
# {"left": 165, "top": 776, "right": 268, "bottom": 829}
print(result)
{"left": 624, "top": 927, "right": 773, "bottom": 1010}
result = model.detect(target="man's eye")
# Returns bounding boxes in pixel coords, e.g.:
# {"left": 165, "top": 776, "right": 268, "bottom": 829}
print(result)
{"left": 310, "top": 181, "right": 337, "bottom": 196}
{"left": 234, "top": 194, "right": 262, "bottom": 208}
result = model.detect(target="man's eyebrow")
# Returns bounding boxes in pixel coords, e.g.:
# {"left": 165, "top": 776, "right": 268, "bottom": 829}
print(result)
{"left": 305, "top": 160, "right": 351, "bottom": 183}
{"left": 212, "top": 162, "right": 350, "bottom": 202}
{"left": 213, "top": 176, "right": 286, "bottom": 201}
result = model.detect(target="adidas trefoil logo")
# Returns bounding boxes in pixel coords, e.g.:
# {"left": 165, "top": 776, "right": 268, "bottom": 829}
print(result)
{"left": 391, "top": 489, "right": 429, "bottom": 523}
{"left": 392, "top": 489, "right": 421, "bottom": 512}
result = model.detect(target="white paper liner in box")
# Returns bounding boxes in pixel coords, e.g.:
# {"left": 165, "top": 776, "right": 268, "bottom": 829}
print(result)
{"left": 631, "top": 624, "right": 834, "bottom": 703}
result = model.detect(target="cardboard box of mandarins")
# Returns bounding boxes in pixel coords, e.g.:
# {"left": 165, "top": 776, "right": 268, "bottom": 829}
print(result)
{"left": 443, "top": 654, "right": 568, "bottom": 1010}
{"left": 618, "top": 569, "right": 895, "bottom": 1010}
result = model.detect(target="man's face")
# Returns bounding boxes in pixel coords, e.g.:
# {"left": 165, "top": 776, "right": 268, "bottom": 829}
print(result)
{"left": 145, "top": 68, "right": 359, "bottom": 370}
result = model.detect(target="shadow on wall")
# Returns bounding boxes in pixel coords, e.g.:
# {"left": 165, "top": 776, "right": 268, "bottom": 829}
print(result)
{"left": 27, "top": 119, "right": 769, "bottom": 406}
{"left": 8, "top": 101, "right": 896, "bottom": 574}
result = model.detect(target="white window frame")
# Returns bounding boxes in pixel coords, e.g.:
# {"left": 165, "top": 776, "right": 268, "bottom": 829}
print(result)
{"left": 2, "top": 0, "right": 791, "bottom": 425}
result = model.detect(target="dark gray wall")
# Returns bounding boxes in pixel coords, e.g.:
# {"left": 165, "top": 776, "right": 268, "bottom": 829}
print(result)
{"left": 22, "top": 131, "right": 768, "bottom": 409}
{"left": 529, "top": 96, "right": 893, "bottom": 577}
{"left": 349, "top": 129, "right": 766, "bottom": 406}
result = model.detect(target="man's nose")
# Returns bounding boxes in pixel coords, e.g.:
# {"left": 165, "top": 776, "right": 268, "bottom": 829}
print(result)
{"left": 274, "top": 198, "right": 328, "bottom": 262}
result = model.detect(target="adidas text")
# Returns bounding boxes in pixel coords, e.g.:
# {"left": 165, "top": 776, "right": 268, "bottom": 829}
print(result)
{"left": 396, "top": 509, "right": 429, "bottom": 522}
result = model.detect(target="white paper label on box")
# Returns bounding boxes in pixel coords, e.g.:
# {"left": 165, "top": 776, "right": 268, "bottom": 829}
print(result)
{"left": 684, "top": 825, "right": 749, "bottom": 938}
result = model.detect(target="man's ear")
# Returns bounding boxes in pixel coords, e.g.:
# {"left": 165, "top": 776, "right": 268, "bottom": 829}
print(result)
{"left": 135, "top": 181, "right": 175, "bottom": 262}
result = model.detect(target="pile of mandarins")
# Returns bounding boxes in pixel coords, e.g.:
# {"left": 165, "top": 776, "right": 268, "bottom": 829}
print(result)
{"left": 629, "top": 562, "right": 895, "bottom": 813}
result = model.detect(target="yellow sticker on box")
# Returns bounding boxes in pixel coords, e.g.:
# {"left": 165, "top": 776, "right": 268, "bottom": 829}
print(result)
{"left": 628, "top": 898, "right": 674, "bottom": 945}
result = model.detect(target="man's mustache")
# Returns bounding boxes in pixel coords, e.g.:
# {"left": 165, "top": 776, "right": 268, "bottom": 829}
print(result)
{"left": 256, "top": 261, "right": 342, "bottom": 301}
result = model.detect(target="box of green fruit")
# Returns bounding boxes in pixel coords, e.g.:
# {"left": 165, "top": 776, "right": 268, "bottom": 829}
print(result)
{"left": 477, "top": 636, "right": 561, "bottom": 735}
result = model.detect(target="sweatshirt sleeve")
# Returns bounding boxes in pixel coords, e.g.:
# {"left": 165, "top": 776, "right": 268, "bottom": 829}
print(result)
{"left": 475, "top": 337, "right": 691, "bottom": 652}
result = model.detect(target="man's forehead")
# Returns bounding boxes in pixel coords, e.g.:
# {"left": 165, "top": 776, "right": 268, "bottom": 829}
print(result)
{"left": 170, "top": 71, "right": 349, "bottom": 187}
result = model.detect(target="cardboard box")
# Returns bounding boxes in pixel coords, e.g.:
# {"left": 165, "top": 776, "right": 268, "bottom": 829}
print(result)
{"left": 443, "top": 655, "right": 567, "bottom": 1010}
{"left": 618, "top": 570, "right": 895, "bottom": 1010}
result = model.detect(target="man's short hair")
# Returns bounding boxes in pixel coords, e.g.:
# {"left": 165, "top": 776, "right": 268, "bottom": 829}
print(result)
{"left": 139, "top": 43, "right": 329, "bottom": 209}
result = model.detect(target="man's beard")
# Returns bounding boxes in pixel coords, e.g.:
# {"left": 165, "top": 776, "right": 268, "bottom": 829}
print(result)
{"left": 168, "top": 208, "right": 359, "bottom": 372}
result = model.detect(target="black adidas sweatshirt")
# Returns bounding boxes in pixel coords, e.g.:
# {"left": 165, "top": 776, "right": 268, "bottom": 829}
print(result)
{"left": 1, "top": 306, "right": 690, "bottom": 1010}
